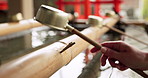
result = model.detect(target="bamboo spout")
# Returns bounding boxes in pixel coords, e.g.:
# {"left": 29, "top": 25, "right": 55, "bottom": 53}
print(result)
{"left": 0, "top": 19, "right": 42, "bottom": 36}
{"left": 88, "top": 15, "right": 148, "bottom": 46}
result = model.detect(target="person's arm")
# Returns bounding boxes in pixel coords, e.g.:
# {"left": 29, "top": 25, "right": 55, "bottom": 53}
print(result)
{"left": 91, "top": 41, "right": 148, "bottom": 70}
{"left": 146, "top": 53, "right": 148, "bottom": 61}
{"left": 143, "top": 52, "right": 148, "bottom": 70}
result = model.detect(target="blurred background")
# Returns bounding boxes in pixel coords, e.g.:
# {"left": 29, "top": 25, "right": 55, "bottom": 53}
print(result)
{"left": 0, "top": 0, "right": 148, "bottom": 23}
{"left": 0, "top": 0, "right": 148, "bottom": 78}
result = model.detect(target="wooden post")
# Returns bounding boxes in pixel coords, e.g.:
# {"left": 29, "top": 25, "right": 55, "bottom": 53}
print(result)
{"left": 58, "top": 0, "right": 65, "bottom": 11}
{"left": 75, "top": 0, "right": 81, "bottom": 17}
{"left": 94, "top": 0, "right": 100, "bottom": 16}
{"left": 7, "top": 0, "right": 34, "bottom": 21}
{"left": 84, "top": 0, "right": 91, "bottom": 19}
{"left": 22, "top": 0, "right": 34, "bottom": 19}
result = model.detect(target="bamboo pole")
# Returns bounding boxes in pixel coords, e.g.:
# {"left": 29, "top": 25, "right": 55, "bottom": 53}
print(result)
{"left": 0, "top": 17, "right": 118, "bottom": 78}
{"left": 0, "top": 19, "right": 42, "bottom": 36}
{"left": 122, "top": 20, "right": 147, "bottom": 26}
{"left": 104, "top": 25, "right": 148, "bottom": 45}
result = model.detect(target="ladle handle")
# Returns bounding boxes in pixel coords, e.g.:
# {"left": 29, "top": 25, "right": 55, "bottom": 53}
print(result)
{"left": 66, "top": 26, "right": 148, "bottom": 78}
{"left": 104, "top": 25, "right": 148, "bottom": 45}
{"left": 131, "top": 69, "right": 148, "bottom": 78}
{"left": 66, "top": 26, "right": 102, "bottom": 49}
{"left": 72, "top": 28, "right": 102, "bottom": 49}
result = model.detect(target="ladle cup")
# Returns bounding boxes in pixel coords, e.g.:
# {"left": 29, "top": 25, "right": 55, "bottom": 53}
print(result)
{"left": 35, "top": 5, "right": 102, "bottom": 49}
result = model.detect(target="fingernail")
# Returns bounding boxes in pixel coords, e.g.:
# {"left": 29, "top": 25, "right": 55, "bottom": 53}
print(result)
{"left": 101, "top": 47, "right": 106, "bottom": 53}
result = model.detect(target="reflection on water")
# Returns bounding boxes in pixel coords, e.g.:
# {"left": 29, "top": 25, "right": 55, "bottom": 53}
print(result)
{"left": 0, "top": 26, "right": 70, "bottom": 64}
{"left": 0, "top": 35, "right": 28, "bottom": 64}
{"left": 32, "top": 28, "right": 69, "bottom": 48}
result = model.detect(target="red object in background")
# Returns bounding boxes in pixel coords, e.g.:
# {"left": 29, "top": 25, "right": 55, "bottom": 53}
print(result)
{"left": 0, "top": 1, "right": 8, "bottom": 10}
{"left": 56, "top": 0, "right": 123, "bottom": 19}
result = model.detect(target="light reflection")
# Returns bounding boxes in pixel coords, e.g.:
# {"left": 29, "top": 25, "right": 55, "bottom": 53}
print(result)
{"left": 48, "top": 31, "right": 57, "bottom": 36}
{"left": 31, "top": 29, "right": 70, "bottom": 48}
{"left": 32, "top": 31, "right": 46, "bottom": 47}
{"left": 41, "top": 31, "right": 48, "bottom": 38}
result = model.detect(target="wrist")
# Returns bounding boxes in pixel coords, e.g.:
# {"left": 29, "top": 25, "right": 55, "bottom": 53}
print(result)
{"left": 145, "top": 52, "right": 148, "bottom": 63}
{"left": 143, "top": 52, "right": 148, "bottom": 70}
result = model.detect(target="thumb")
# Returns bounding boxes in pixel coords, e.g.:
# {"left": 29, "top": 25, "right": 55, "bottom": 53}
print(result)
{"left": 100, "top": 47, "right": 120, "bottom": 59}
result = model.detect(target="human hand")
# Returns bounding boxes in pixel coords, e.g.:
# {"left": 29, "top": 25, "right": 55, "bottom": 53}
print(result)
{"left": 91, "top": 41, "right": 148, "bottom": 71}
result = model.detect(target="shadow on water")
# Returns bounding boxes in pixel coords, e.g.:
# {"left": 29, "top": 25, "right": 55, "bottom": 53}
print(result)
{"left": 0, "top": 26, "right": 71, "bottom": 64}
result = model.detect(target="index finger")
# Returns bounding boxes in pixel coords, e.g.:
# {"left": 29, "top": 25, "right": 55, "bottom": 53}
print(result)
{"left": 101, "top": 41, "right": 124, "bottom": 52}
